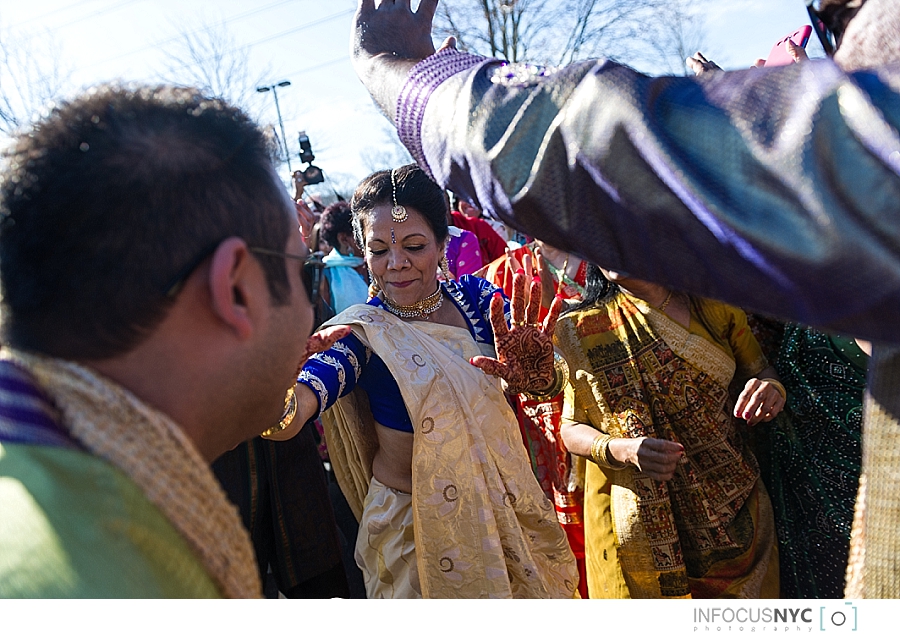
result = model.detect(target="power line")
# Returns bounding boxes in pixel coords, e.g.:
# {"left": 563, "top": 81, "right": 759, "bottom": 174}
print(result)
{"left": 14, "top": 0, "right": 145, "bottom": 43}
{"left": 3, "top": 0, "right": 95, "bottom": 29}
{"left": 165, "top": 8, "right": 353, "bottom": 76}
{"left": 244, "top": 8, "right": 354, "bottom": 50}
{"left": 281, "top": 56, "right": 348, "bottom": 81}
{"left": 79, "top": 0, "right": 304, "bottom": 71}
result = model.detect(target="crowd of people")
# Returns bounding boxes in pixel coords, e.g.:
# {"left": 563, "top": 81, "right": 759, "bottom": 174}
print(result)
{"left": 1, "top": 0, "right": 897, "bottom": 600}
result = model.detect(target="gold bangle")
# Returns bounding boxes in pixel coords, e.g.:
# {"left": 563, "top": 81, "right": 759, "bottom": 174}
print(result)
{"left": 590, "top": 434, "right": 616, "bottom": 469}
{"left": 761, "top": 378, "right": 787, "bottom": 400}
{"left": 522, "top": 352, "right": 569, "bottom": 402}
{"left": 260, "top": 387, "right": 299, "bottom": 439}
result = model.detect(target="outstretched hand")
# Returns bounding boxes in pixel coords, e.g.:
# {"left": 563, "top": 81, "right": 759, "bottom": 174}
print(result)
{"left": 470, "top": 270, "right": 563, "bottom": 394}
{"left": 351, "top": 0, "right": 440, "bottom": 118}
{"left": 264, "top": 324, "right": 352, "bottom": 442}
{"left": 352, "top": 0, "right": 438, "bottom": 67}
{"left": 297, "top": 325, "right": 352, "bottom": 375}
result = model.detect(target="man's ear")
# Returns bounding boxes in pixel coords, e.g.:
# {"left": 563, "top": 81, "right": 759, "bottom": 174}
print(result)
{"left": 207, "top": 237, "right": 259, "bottom": 341}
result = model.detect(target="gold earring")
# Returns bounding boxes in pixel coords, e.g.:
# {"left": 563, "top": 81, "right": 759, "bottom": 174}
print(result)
{"left": 439, "top": 254, "right": 453, "bottom": 281}
{"left": 369, "top": 270, "right": 380, "bottom": 294}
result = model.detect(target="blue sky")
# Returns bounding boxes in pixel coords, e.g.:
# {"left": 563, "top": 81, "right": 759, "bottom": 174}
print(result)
{"left": 1, "top": 0, "right": 820, "bottom": 195}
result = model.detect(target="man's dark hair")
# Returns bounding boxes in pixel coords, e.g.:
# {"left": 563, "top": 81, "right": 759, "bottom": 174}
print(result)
{"left": 0, "top": 84, "right": 292, "bottom": 359}
{"left": 350, "top": 164, "right": 449, "bottom": 249}
{"left": 319, "top": 201, "right": 353, "bottom": 251}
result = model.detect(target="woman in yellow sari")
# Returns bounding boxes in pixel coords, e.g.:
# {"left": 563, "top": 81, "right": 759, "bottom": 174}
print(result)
{"left": 556, "top": 265, "right": 784, "bottom": 599}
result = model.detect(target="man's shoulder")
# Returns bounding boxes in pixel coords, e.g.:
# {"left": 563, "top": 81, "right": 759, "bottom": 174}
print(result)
{"left": 0, "top": 442, "right": 220, "bottom": 598}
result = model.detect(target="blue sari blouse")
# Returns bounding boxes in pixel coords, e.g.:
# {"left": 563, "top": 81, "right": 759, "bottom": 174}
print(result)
{"left": 297, "top": 275, "right": 510, "bottom": 433}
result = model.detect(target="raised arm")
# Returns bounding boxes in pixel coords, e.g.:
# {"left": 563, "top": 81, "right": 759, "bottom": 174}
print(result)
{"left": 350, "top": 0, "right": 437, "bottom": 120}
{"left": 350, "top": 1, "right": 900, "bottom": 343}
{"left": 263, "top": 325, "right": 353, "bottom": 441}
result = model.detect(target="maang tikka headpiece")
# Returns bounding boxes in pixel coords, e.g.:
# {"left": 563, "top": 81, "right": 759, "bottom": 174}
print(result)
{"left": 390, "top": 168, "right": 408, "bottom": 223}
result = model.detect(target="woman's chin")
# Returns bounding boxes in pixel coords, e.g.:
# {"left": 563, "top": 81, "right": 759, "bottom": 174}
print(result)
{"left": 384, "top": 283, "right": 424, "bottom": 304}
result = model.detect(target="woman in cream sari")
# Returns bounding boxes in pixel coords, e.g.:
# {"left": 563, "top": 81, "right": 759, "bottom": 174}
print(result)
{"left": 271, "top": 165, "right": 578, "bottom": 598}
{"left": 556, "top": 265, "right": 784, "bottom": 599}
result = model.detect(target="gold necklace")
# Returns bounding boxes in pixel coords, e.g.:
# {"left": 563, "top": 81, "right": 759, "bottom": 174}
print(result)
{"left": 657, "top": 290, "right": 674, "bottom": 312}
{"left": 381, "top": 284, "right": 443, "bottom": 319}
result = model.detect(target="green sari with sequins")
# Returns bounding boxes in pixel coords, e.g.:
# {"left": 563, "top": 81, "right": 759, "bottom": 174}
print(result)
{"left": 754, "top": 326, "right": 867, "bottom": 599}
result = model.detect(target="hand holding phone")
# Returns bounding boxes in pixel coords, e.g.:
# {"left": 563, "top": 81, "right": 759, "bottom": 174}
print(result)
{"left": 765, "top": 25, "right": 812, "bottom": 67}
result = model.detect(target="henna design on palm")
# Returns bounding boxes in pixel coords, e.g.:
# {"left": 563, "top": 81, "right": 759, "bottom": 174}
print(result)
{"left": 470, "top": 272, "right": 563, "bottom": 394}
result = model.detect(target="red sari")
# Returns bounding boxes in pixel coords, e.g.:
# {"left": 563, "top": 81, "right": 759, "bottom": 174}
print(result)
{"left": 477, "top": 244, "right": 589, "bottom": 597}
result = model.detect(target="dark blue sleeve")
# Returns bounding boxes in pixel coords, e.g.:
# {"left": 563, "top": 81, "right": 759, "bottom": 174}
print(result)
{"left": 298, "top": 333, "right": 368, "bottom": 422}
{"left": 297, "top": 329, "right": 415, "bottom": 432}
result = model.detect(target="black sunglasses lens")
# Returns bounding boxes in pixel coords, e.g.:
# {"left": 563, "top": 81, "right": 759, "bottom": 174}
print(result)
{"left": 302, "top": 262, "right": 320, "bottom": 305}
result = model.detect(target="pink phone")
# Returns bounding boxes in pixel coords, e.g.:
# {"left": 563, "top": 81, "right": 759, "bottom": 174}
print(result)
{"left": 765, "top": 25, "right": 812, "bottom": 67}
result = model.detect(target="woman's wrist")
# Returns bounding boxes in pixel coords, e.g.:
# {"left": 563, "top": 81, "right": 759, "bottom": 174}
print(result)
{"left": 759, "top": 377, "right": 787, "bottom": 400}
{"left": 591, "top": 434, "right": 627, "bottom": 470}
{"left": 521, "top": 352, "right": 568, "bottom": 401}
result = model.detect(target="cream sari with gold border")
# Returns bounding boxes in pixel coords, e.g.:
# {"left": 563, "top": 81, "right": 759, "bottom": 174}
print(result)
{"left": 320, "top": 304, "right": 578, "bottom": 598}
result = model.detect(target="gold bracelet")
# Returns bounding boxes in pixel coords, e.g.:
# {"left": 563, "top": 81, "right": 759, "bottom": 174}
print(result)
{"left": 760, "top": 378, "right": 787, "bottom": 400}
{"left": 590, "top": 434, "right": 617, "bottom": 469}
{"left": 260, "top": 387, "right": 299, "bottom": 439}
{"left": 522, "top": 352, "right": 569, "bottom": 402}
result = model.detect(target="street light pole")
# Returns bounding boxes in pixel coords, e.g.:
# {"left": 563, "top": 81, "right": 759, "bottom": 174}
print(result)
{"left": 257, "top": 80, "right": 292, "bottom": 173}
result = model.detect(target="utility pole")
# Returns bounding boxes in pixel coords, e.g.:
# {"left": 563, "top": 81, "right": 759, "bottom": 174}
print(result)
{"left": 256, "top": 80, "right": 292, "bottom": 173}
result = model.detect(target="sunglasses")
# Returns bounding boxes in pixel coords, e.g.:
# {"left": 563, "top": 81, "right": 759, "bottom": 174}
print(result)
{"left": 163, "top": 243, "right": 323, "bottom": 308}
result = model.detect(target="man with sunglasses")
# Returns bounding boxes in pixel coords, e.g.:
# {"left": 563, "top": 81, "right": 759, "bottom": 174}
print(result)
{"left": 351, "top": 0, "right": 899, "bottom": 597}
{"left": 0, "top": 85, "right": 345, "bottom": 597}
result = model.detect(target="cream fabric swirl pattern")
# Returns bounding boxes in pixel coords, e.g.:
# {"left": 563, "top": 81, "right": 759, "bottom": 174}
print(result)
{"left": 319, "top": 305, "right": 578, "bottom": 598}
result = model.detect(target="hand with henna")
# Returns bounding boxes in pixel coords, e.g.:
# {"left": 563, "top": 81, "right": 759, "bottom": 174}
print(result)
{"left": 296, "top": 325, "right": 352, "bottom": 375}
{"left": 266, "top": 324, "right": 352, "bottom": 442}
{"left": 470, "top": 270, "right": 563, "bottom": 394}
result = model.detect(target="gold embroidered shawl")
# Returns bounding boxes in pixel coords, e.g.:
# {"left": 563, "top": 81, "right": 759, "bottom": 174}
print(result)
{"left": 0, "top": 349, "right": 261, "bottom": 598}
{"left": 319, "top": 305, "right": 578, "bottom": 598}
{"left": 556, "top": 293, "right": 770, "bottom": 598}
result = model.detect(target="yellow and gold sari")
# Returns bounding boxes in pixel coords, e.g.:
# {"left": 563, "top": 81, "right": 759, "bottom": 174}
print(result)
{"left": 555, "top": 293, "right": 778, "bottom": 599}
{"left": 320, "top": 304, "right": 578, "bottom": 599}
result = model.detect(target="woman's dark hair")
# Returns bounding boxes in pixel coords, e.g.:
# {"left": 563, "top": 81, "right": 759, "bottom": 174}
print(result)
{"left": 566, "top": 264, "right": 616, "bottom": 314}
{"left": 350, "top": 164, "right": 449, "bottom": 248}
{"left": 566, "top": 264, "right": 728, "bottom": 349}
{"left": 319, "top": 201, "right": 353, "bottom": 251}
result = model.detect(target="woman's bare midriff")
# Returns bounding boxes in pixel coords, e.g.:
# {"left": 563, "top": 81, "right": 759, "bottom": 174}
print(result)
{"left": 371, "top": 422, "right": 415, "bottom": 493}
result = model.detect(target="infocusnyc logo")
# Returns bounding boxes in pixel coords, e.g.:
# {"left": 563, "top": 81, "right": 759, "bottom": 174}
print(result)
{"left": 692, "top": 602, "right": 858, "bottom": 632}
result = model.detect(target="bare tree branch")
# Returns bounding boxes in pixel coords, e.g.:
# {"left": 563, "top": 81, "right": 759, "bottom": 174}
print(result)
{"left": 646, "top": 0, "right": 710, "bottom": 75}
{"left": 0, "top": 24, "right": 72, "bottom": 135}
{"left": 157, "top": 20, "right": 271, "bottom": 114}
{"left": 434, "top": 0, "right": 714, "bottom": 73}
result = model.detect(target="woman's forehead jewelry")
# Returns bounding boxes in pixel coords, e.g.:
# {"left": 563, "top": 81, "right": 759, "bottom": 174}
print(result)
{"left": 391, "top": 227, "right": 396, "bottom": 244}
{"left": 390, "top": 168, "right": 409, "bottom": 223}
